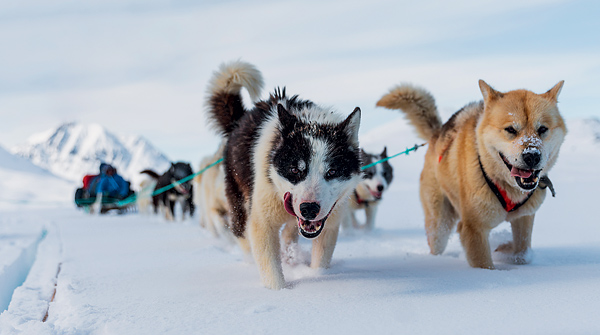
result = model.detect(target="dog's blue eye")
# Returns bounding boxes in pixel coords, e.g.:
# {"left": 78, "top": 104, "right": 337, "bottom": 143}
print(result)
{"left": 538, "top": 126, "right": 548, "bottom": 135}
{"left": 290, "top": 167, "right": 299, "bottom": 174}
{"left": 504, "top": 126, "right": 517, "bottom": 135}
{"left": 327, "top": 169, "right": 336, "bottom": 177}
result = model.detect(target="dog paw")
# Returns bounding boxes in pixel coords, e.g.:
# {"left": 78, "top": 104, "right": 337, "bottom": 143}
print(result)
{"left": 262, "top": 276, "right": 286, "bottom": 290}
{"left": 494, "top": 246, "right": 533, "bottom": 265}
{"left": 512, "top": 249, "right": 533, "bottom": 264}
{"left": 280, "top": 243, "right": 310, "bottom": 266}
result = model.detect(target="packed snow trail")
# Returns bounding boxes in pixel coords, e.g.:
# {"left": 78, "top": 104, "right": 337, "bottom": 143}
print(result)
{"left": 2, "top": 193, "right": 600, "bottom": 335}
{"left": 1, "top": 117, "right": 600, "bottom": 334}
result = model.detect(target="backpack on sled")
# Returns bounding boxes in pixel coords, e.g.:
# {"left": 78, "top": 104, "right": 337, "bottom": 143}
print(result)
{"left": 74, "top": 167, "right": 136, "bottom": 214}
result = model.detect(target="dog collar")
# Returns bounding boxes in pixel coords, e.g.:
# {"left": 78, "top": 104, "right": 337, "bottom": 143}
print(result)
{"left": 354, "top": 190, "right": 379, "bottom": 208}
{"left": 478, "top": 158, "right": 535, "bottom": 212}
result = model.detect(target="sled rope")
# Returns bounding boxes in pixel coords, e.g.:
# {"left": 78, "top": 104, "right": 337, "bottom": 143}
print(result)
{"left": 360, "top": 143, "right": 427, "bottom": 170}
{"left": 115, "top": 143, "right": 425, "bottom": 207}
{"left": 152, "top": 158, "right": 224, "bottom": 197}
{"left": 115, "top": 158, "right": 224, "bottom": 207}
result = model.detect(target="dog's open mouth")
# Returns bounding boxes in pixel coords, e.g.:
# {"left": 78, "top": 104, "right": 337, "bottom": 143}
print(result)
{"left": 283, "top": 192, "right": 334, "bottom": 239}
{"left": 368, "top": 188, "right": 382, "bottom": 200}
{"left": 499, "top": 153, "right": 541, "bottom": 190}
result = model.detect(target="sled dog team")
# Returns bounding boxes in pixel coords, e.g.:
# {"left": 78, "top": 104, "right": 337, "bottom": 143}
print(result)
{"left": 168, "top": 60, "right": 567, "bottom": 290}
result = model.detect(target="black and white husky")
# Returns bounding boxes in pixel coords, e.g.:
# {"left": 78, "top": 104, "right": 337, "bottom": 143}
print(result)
{"left": 141, "top": 162, "right": 195, "bottom": 221}
{"left": 205, "top": 60, "right": 362, "bottom": 290}
{"left": 345, "top": 148, "right": 394, "bottom": 230}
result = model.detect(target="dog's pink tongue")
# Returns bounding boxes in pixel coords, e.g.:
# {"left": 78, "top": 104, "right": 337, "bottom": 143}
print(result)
{"left": 283, "top": 192, "right": 296, "bottom": 216}
{"left": 511, "top": 167, "right": 533, "bottom": 178}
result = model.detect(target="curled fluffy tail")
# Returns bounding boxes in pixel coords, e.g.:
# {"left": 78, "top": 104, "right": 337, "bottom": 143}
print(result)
{"left": 376, "top": 84, "right": 441, "bottom": 141}
{"left": 140, "top": 169, "right": 160, "bottom": 180}
{"left": 205, "top": 60, "right": 264, "bottom": 136}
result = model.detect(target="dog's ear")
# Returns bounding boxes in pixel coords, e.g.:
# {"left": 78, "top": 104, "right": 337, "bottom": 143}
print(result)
{"left": 479, "top": 80, "right": 503, "bottom": 102}
{"left": 277, "top": 103, "right": 297, "bottom": 129}
{"left": 170, "top": 163, "right": 175, "bottom": 173}
{"left": 381, "top": 146, "right": 387, "bottom": 158}
{"left": 359, "top": 148, "right": 368, "bottom": 161}
{"left": 340, "top": 107, "right": 361, "bottom": 146}
{"left": 542, "top": 80, "right": 564, "bottom": 103}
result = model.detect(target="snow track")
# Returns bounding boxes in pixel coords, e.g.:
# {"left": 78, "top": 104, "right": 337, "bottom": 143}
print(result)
{"left": 0, "top": 226, "right": 46, "bottom": 312}
{"left": 0, "top": 223, "right": 62, "bottom": 333}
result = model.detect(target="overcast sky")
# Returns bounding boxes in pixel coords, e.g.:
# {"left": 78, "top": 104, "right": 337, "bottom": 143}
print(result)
{"left": 1, "top": 0, "right": 598, "bottom": 162}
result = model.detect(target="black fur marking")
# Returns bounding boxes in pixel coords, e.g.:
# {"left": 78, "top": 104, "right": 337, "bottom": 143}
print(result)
{"left": 380, "top": 147, "right": 394, "bottom": 185}
{"left": 272, "top": 105, "right": 312, "bottom": 185}
{"left": 208, "top": 92, "right": 247, "bottom": 135}
{"left": 272, "top": 103, "right": 360, "bottom": 183}
{"left": 215, "top": 86, "right": 359, "bottom": 238}
{"left": 324, "top": 142, "right": 359, "bottom": 181}
{"left": 324, "top": 113, "right": 361, "bottom": 181}
{"left": 360, "top": 148, "right": 394, "bottom": 184}
{"left": 360, "top": 149, "right": 375, "bottom": 179}
{"left": 223, "top": 88, "right": 316, "bottom": 237}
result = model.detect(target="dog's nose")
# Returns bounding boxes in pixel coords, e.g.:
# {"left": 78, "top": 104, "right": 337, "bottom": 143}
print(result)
{"left": 377, "top": 185, "right": 384, "bottom": 192}
{"left": 523, "top": 151, "right": 541, "bottom": 168}
{"left": 299, "top": 202, "right": 320, "bottom": 220}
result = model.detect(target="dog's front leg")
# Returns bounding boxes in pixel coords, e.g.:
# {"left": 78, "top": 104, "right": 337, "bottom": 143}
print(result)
{"left": 364, "top": 204, "right": 379, "bottom": 231}
{"left": 166, "top": 200, "right": 175, "bottom": 221}
{"left": 496, "top": 214, "right": 534, "bottom": 264}
{"left": 349, "top": 210, "right": 360, "bottom": 229}
{"left": 248, "top": 214, "right": 285, "bottom": 290}
{"left": 281, "top": 218, "right": 299, "bottom": 247}
{"left": 457, "top": 219, "right": 494, "bottom": 269}
{"left": 311, "top": 209, "right": 342, "bottom": 269}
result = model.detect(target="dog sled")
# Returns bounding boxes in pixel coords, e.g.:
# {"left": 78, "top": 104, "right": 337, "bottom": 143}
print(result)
{"left": 74, "top": 163, "right": 135, "bottom": 214}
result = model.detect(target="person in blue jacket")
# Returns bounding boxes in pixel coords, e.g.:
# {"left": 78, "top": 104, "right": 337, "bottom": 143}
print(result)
{"left": 89, "top": 163, "right": 130, "bottom": 200}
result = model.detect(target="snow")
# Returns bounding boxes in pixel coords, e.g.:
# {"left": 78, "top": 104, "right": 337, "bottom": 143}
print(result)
{"left": 1, "top": 118, "right": 600, "bottom": 334}
{"left": 0, "top": 146, "right": 74, "bottom": 211}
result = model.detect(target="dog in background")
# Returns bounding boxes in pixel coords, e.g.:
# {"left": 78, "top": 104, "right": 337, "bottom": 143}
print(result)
{"left": 137, "top": 176, "right": 157, "bottom": 215}
{"left": 377, "top": 80, "right": 566, "bottom": 268}
{"left": 345, "top": 147, "right": 394, "bottom": 231}
{"left": 205, "top": 60, "right": 362, "bottom": 289}
{"left": 141, "top": 162, "right": 195, "bottom": 221}
{"left": 194, "top": 142, "right": 231, "bottom": 239}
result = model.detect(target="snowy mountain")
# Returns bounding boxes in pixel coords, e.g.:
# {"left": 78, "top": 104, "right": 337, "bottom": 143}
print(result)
{"left": 11, "top": 123, "right": 171, "bottom": 187}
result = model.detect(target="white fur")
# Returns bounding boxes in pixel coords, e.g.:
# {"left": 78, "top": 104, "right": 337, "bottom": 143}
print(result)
{"left": 137, "top": 178, "right": 157, "bottom": 215}
{"left": 206, "top": 60, "right": 264, "bottom": 102}
{"left": 345, "top": 153, "right": 391, "bottom": 231}
{"left": 206, "top": 61, "right": 361, "bottom": 290}
{"left": 195, "top": 142, "right": 232, "bottom": 240}
{"left": 246, "top": 104, "right": 361, "bottom": 290}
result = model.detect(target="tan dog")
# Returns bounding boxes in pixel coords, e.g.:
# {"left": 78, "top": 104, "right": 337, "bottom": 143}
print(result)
{"left": 137, "top": 177, "right": 157, "bottom": 215}
{"left": 377, "top": 81, "right": 566, "bottom": 268}
{"left": 194, "top": 141, "right": 231, "bottom": 239}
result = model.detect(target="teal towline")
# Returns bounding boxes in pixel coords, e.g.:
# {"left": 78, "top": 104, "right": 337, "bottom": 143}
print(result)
{"left": 115, "top": 143, "right": 425, "bottom": 207}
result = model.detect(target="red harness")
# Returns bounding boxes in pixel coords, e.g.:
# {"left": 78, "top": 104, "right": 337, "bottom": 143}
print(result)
{"left": 354, "top": 190, "right": 378, "bottom": 208}
{"left": 438, "top": 153, "right": 535, "bottom": 212}
{"left": 478, "top": 158, "right": 535, "bottom": 212}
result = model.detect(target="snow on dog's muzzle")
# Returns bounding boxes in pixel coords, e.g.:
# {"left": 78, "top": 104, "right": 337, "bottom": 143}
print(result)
{"left": 284, "top": 192, "right": 334, "bottom": 239}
